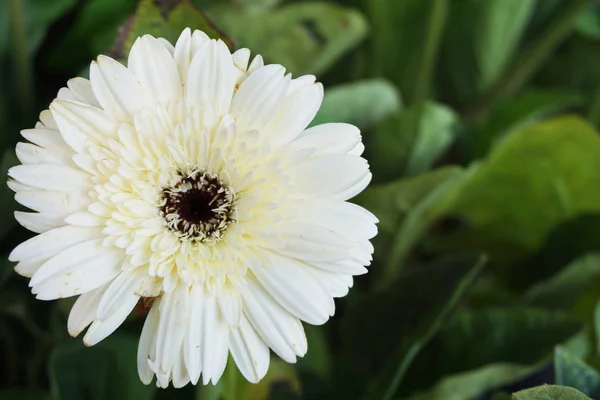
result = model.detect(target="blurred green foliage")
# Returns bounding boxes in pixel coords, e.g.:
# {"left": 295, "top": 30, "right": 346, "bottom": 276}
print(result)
{"left": 5, "top": 0, "right": 600, "bottom": 399}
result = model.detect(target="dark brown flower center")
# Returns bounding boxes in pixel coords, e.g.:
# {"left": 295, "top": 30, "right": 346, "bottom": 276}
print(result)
{"left": 160, "top": 171, "right": 235, "bottom": 242}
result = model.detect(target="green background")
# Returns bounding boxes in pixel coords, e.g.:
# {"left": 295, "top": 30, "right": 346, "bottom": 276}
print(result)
{"left": 4, "top": 0, "right": 600, "bottom": 399}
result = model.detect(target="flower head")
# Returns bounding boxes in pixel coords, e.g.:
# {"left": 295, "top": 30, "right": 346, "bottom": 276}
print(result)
{"left": 8, "top": 28, "right": 377, "bottom": 387}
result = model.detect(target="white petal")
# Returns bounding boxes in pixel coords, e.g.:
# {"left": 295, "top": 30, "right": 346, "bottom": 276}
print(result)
{"left": 128, "top": 35, "right": 182, "bottom": 104}
{"left": 83, "top": 293, "right": 138, "bottom": 346}
{"left": 229, "top": 315, "right": 270, "bottom": 384}
{"left": 232, "top": 48, "right": 250, "bottom": 71}
{"left": 50, "top": 99, "right": 118, "bottom": 153}
{"left": 15, "top": 190, "right": 90, "bottom": 214}
{"left": 201, "top": 294, "right": 229, "bottom": 384}
{"left": 67, "top": 77, "right": 100, "bottom": 107}
{"left": 172, "top": 344, "right": 190, "bottom": 388}
{"left": 138, "top": 303, "right": 160, "bottom": 385}
{"left": 20, "top": 128, "right": 71, "bottom": 153}
{"left": 333, "top": 171, "right": 372, "bottom": 201}
{"left": 297, "top": 201, "right": 378, "bottom": 241}
{"left": 231, "top": 64, "right": 290, "bottom": 132}
{"left": 186, "top": 39, "right": 234, "bottom": 114}
{"left": 14, "top": 211, "right": 64, "bottom": 234}
{"left": 155, "top": 285, "right": 190, "bottom": 376}
{"left": 67, "top": 283, "right": 108, "bottom": 337}
{"left": 291, "top": 123, "right": 363, "bottom": 156}
{"left": 217, "top": 282, "right": 242, "bottom": 327}
{"left": 309, "top": 259, "right": 368, "bottom": 276}
{"left": 306, "top": 267, "right": 351, "bottom": 298}
{"left": 263, "top": 78, "right": 323, "bottom": 145}
{"left": 9, "top": 164, "right": 91, "bottom": 191}
{"left": 254, "top": 252, "right": 334, "bottom": 325}
{"left": 289, "top": 154, "right": 370, "bottom": 198}
{"left": 15, "top": 142, "right": 72, "bottom": 165}
{"left": 64, "top": 211, "right": 106, "bottom": 226}
{"left": 83, "top": 296, "right": 139, "bottom": 346}
{"left": 174, "top": 28, "right": 209, "bottom": 86}
{"left": 90, "top": 55, "right": 150, "bottom": 121}
{"left": 31, "top": 239, "right": 123, "bottom": 295}
{"left": 184, "top": 285, "right": 204, "bottom": 385}
{"left": 242, "top": 277, "right": 307, "bottom": 362}
{"left": 9, "top": 225, "right": 102, "bottom": 262}
{"left": 96, "top": 268, "right": 146, "bottom": 320}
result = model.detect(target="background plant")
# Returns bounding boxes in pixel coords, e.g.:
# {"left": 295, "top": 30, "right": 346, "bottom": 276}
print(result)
{"left": 4, "top": 0, "right": 600, "bottom": 399}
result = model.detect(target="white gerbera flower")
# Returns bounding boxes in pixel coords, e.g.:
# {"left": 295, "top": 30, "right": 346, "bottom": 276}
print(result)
{"left": 7, "top": 28, "right": 377, "bottom": 388}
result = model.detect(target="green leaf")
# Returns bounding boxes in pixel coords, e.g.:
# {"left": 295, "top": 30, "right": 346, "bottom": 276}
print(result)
{"left": 336, "top": 254, "right": 485, "bottom": 400}
{"left": 523, "top": 254, "right": 600, "bottom": 309}
{"left": 357, "top": 166, "right": 464, "bottom": 234}
{"left": 430, "top": 117, "right": 600, "bottom": 278}
{"left": 356, "top": 166, "right": 468, "bottom": 283}
{"left": 49, "top": 335, "right": 155, "bottom": 400}
{"left": 401, "top": 308, "right": 583, "bottom": 396}
{"left": 405, "top": 363, "right": 535, "bottom": 400}
{"left": 368, "top": 0, "right": 448, "bottom": 104}
{"left": 114, "top": 0, "right": 228, "bottom": 62}
{"left": 471, "top": 89, "right": 583, "bottom": 158}
{"left": 474, "top": 0, "right": 536, "bottom": 90}
{"left": 382, "top": 167, "right": 474, "bottom": 282}
{"left": 210, "top": 2, "right": 368, "bottom": 75}
{"left": 576, "top": 2, "right": 600, "bottom": 40}
{"left": 368, "top": 101, "right": 458, "bottom": 181}
{"left": 555, "top": 346, "right": 600, "bottom": 398}
{"left": 310, "top": 79, "right": 401, "bottom": 130}
{"left": 512, "top": 385, "right": 592, "bottom": 400}
{"left": 1, "top": 150, "right": 19, "bottom": 240}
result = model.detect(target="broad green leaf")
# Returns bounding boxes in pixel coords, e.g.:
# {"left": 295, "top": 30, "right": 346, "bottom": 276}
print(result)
{"left": 47, "top": 0, "right": 137, "bottom": 69}
{"left": 368, "top": 101, "right": 457, "bottom": 181}
{"left": 336, "top": 254, "right": 485, "bottom": 400}
{"left": 356, "top": 166, "right": 468, "bottom": 283}
{"left": 555, "top": 346, "right": 600, "bottom": 398}
{"left": 114, "top": 0, "right": 228, "bottom": 61}
{"left": 401, "top": 308, "right": 583, "bottom": 396}
{"left": 474, "top": 0, "right": 536, "bottom": 90}
{"left": 512, "top": 385, "right": 591, "bottom": 400}
{"left": 1, "top": 150, "right": 19, "bottom": 240}
{"left": 310, "top": 79, "right": 401, "bottom": 130}
{"left": 523, "top": 254, "right": 600, "bottom": 309}
{"left": 49, "top": 335, "right": 155, "bottom": 400}
{"left": 210, "top": 2, "right": 368, "bottom": 75}
{"left": 471, "top": 90, "right": 582, "bottom": 158}
{"left": 357, "top": 166, "right": 463, "bottom": 234}
{"left": 368, "top": 0, "right": 448, "bottom": 104}
{"left": 406, "top": 363, "right": 535, "bottom": 400}
{"left": 576, "top": 1, "right": 600, "bottom": 40}
{"left": 430, "top": 117, "right": 600, "bottom": 277}
{"left": 381, "top": 167, "right": 473, "bottom": 282}
{"left": 402, "top": 102, "right": 457, "bottom": 176}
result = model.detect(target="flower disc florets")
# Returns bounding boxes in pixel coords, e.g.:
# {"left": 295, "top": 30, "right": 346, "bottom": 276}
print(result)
{"left": 160, "top": 170, "right": 235, "bottom": 243}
